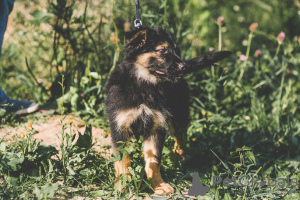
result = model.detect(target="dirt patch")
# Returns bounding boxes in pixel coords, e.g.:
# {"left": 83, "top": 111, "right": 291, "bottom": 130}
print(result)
{"left": 0, "top": 113, "right": 112, "bottom": 154}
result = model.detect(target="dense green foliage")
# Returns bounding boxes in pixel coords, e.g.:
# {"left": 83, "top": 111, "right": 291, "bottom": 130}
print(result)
{"left": 1, "top": 0, "right": 300, "bottom": 199}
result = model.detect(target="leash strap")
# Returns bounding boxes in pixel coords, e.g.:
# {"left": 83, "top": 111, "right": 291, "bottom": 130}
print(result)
{"left": 134, "top": 0, "right": 142, "bottom": 28}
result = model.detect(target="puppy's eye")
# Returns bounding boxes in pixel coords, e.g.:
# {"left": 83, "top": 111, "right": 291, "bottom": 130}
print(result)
{"left": 156, "top": 49, "right": 168, "bottom": 54}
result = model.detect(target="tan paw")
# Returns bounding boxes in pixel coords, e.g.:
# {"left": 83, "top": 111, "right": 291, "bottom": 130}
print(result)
{"left": 153, "top": 182, "right": 174, "bottom": 194}
{"left": 114, "top": 175, "right": 131, "bottom": 193}
{"left": 114, "top": 180, "right": 124, "bottom": 192}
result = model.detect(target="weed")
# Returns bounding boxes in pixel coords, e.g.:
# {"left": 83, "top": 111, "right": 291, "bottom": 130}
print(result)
{"left": 1, "top": 0, "right": 300, "bottom": 199}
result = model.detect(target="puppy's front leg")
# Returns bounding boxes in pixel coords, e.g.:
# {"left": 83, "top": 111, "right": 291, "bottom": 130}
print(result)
{"left": 113, "top": 147, "right": 131, "bottom": 192}
{"left": 114, "top": 153, "right": 131, "bottom": 179}
{"left": 143, "top": 133, "right": 174, "bottom": 194}
{"left": 111, "top": 129, "right": 131, "bottom": 188}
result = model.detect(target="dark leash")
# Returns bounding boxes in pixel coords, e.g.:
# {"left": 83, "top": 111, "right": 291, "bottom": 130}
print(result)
{"left": 134, "top": 0, "right": 142, "bottom": 28}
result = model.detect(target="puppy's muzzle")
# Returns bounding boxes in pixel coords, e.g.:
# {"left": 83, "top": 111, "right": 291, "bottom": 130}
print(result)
{"left": 173, "top": 62, "right": 186, "bottom": 76}
{"left": 178, "top": 63, "right": 186, "bottom": 71}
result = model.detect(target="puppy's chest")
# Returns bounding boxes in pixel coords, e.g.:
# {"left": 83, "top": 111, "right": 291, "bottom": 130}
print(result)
{"left": 115, "top": 84, "right": 172, "bottom": 133}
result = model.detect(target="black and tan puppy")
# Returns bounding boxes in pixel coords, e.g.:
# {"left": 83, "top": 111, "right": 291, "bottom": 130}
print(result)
{"left": 105, "top": 27, "right": 231, "bottom": 194}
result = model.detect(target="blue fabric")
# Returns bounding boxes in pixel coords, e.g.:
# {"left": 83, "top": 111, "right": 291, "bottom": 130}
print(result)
{"left": 0, "top": 0, "right": 15, "bottom": 103}
{"left": 0, "top": 88, "right": 9, "bottom": 103}
{"left": 0, "top": 0, "right": 14, "bottom": 55}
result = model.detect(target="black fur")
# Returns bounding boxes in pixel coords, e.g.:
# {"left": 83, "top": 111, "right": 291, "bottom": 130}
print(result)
{"left": 105, "top": 26, "right": 230, "bottom": 182}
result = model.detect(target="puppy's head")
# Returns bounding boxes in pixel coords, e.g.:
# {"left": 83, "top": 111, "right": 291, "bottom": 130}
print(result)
{"left": 124, "top": 27, "right": 232, "bottom": 84}
{"left": 125, "top": 27, "right": 185, "bottom": 83}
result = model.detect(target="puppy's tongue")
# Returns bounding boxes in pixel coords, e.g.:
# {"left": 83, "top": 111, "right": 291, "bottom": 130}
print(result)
{"left": 155, "top": 70, "right": 165, "bottom": 75}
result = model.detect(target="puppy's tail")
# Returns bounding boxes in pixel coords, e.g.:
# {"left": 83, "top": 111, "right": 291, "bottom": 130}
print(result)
{"left": 184, "top": 51, "right": 231, "bottom": 74}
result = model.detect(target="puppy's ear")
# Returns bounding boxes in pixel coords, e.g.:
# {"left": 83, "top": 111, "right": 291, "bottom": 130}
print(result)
{"left": 125, "top": 28, "right": 148, "bottom": 48}
{"left": 184, "top": 51, "right": 231, "bottom": 74}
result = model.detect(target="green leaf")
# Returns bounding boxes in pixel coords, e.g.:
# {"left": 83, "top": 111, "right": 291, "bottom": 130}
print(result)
{"left": 211, "top": 150, "right": 232, "bottom": 175}
{"left": 29, "top": 10, "right": 53, "bottom": 24}
{"left": 80, "top": 76, "right": 90, "bottom": 86}
{"left": 108, "top": 155, "right": 121, "bottom": 164}
{"left": 242, "top": 146, "right": 252, "bottom": 151}
{"left": 0, "top": 142, "right": 6, "bottom": 151}
{"left": 224, "top": 193, "right": 233, "bottom": 200}
{"left": 74, "top": 125, "right": 93, "bottom": 150}
{"left": 89, "top": 72, "right": 101, "bottom": 79}
{"left": 128, "top": 167, "right": 135, "bottom": 176}
{"left": 0, "top": 108, "right": 6, "bottom": 117}
{"left": 245, "top": 151, "right": 256, "bottom": 165}
{"left": 5, "top": 153, "right": 24, "bottom": 171}
{"left": 71, "top": 93, "right": 79, "bottom": 112}
{"left": 287, "top": 156, "right": 300, "bottom": 170}
{"left": 33, "top": 183, "right": 59, "bottom": 199}
{"left": 80, "top": 168, "right": 94, "bottom": 176}
{"left": 67, "top": 165, "right": 76, "bottom": 175}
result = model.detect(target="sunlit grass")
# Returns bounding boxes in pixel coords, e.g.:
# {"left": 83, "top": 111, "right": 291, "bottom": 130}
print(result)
{"left": 0, "top": 0, "right": 300, "bottom": 199}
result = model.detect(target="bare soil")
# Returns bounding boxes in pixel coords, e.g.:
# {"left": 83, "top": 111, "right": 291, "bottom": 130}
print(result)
{"left": 0, "top": 113, "right": 112, "bottom": 154}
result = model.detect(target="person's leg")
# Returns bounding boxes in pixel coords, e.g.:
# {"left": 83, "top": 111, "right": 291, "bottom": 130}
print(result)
{"left": 0, "top": 87, "right": 39, "bottom": 115}
{"left": 0, "top": 0, "right": 12, "bottom": 102}
{"left": 2, "top": 98, "right": 39, "bottom": 115}
{"left": 0, "top": 0, "right": 14, "bottom": 55}
{"left": 0, "top": 88, "right": 9, "bottom": 103}
{"left": 0, "top": 0, "right": 38, "bottom": 115}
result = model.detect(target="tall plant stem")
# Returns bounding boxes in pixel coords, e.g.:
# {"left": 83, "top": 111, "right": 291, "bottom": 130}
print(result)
{"left": 238, "top": 32, "right": 253, "bottom": 82}
{"left": 110, "top": 0, "right": 120, "bottom": 75}
{"left": 267, "top": 43, "right": 281, "bottom": 70}
{"left": 245, "top": 32, "right": 253, "bottom": 61}
{"left": 218, "top": 25, "right": 222, "bottom": 51}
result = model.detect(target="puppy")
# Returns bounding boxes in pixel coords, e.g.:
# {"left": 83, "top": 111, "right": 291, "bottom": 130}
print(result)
{"left": 105, "top": 27, "right": 231, "bottom": 194}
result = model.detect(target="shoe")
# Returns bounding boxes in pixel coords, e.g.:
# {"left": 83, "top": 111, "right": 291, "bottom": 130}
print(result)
{"left": 1, "top": 99, "right": 39, "bottom": 115}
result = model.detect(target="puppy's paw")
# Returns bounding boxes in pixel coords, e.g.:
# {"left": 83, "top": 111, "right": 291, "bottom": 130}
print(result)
{"left": 115, "top": 175, "right": 131, "bottom": 193}
{"left": 153, "top": 182, "right": 174, "bottom": 194}
{"left": 115, "top": 180, "right": 124, "bottom": 192}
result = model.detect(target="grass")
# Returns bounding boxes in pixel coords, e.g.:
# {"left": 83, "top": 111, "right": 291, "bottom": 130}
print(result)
{"left": 1, "top": 0, "right": 300, "bottom": 199}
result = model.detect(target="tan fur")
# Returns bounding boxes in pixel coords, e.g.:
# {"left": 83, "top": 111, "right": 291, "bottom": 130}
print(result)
{"left": 134, "top": 43, "right": 170, "bottom": 84}
{"left": 114, "top": 153, "right": 131, "bottom": 192}
{"left": 143, "top": 136, "right": 174, "bottom": 194}
{"left": 126, "top": 30, "right": 147, "bottom": 48}
{"left": 115, "top": 108, "right": 141, "bottom": 133}
{"left": 135, "top": 53, "right": 158, "bottom": 84}
{"left": 168, "top": 122, "right": 185, "bottom": 159}
{"left": 151, "top": 111, "right": 166, "bottom": 130}
{"left": 115, "top": 104, "right": 166, "bottom": 134}
{"left": 114, "top": 154, "right": 131, "bottom": 178}
{"left": 155, "top": 43, "right": 169, "bottom": 50}
{"left": 174, "top": 136, "right": 184, "bottom": 158}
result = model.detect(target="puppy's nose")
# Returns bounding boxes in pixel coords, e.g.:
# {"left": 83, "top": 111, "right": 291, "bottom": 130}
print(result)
{"left": 178, "top": 63, "right": 186, "bottom": 71}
